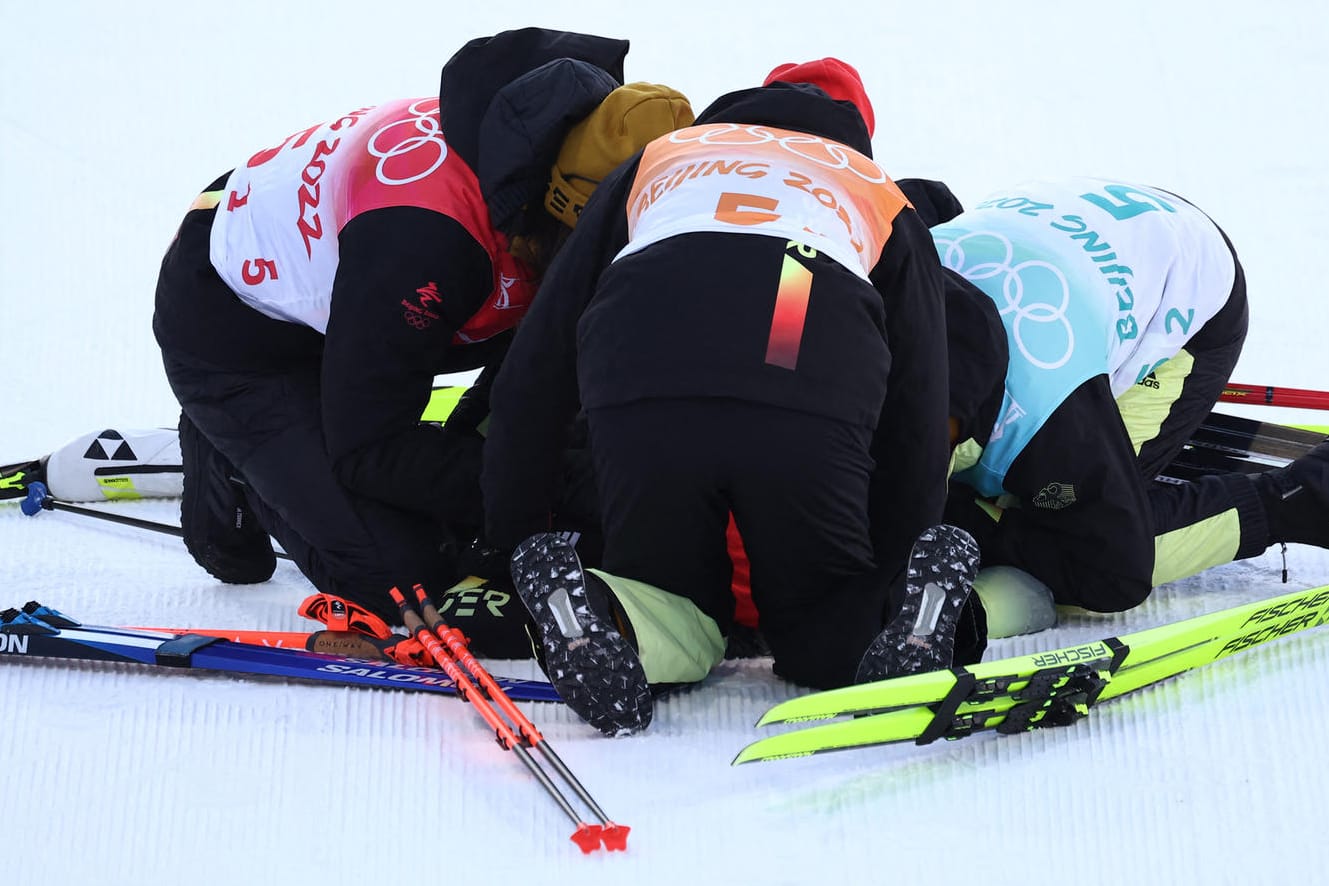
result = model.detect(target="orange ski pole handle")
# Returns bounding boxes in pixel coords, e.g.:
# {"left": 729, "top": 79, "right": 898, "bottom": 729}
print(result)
{"left": 388, "top": 587, "right": 517, "bottom": 748}
{"left": 387, "top": 587, "right": 603, "bottom": 852}
{"left": 411, "top": 583, "right": 630, "bottom": 853}
{"left": 412, "top": 584, "right": 543, "bottom": 744}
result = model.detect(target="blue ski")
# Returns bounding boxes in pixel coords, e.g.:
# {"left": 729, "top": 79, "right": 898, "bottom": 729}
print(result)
{"left": 0, "top": 602, "right": 559, "bottom": 703}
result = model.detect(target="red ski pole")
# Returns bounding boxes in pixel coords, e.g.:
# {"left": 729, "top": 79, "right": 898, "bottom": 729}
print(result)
{"left": 410, "top": 583, "right": 630, "bottom": 851}
{"left": 1220, "top": 383, "right": 1329, "bottom": 411}
{"left": 387, "top": 587, "right": 619, "bottom": 853}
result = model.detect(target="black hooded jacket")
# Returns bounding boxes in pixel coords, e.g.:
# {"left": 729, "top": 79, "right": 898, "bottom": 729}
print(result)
{"left": 319, "top": 29, "right": 632, "bottom": 521}
{"left": 482, "top": 82, "right": 954, "bottom": 573}
{"left": 916, "top": 178, "right": 1156, "bottom": 611}
{"left": 154, "top": 28, "right": 630, "bottom": 526}
{"left": 438, "top": 28, "right": 628, "bottom": 232}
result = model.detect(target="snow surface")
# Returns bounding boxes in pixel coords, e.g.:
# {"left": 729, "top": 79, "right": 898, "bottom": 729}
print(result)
{"left": 3, "top": 3, "right": 1328, "bottom": 884}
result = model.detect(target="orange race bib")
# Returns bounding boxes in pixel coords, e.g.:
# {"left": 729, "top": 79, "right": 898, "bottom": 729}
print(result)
{"left": 618, "top": 123, "right": 909, "bottom": 280}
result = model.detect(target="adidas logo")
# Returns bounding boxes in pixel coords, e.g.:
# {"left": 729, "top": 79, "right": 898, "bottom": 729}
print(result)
{"left": 83, "top": 430, "right": 136, "bottom": 462}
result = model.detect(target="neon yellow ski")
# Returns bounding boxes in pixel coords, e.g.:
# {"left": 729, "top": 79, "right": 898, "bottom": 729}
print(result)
{"left": 735, "top": 583, "right": 1329, "bottom": 764}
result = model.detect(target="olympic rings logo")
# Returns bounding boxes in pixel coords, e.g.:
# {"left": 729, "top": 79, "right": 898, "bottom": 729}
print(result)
{"left": 403, "top": 310, "right": 432, "bottom": 330}
{"left": 669, "top": 124, "right": 887, "bottom": 184}
{"left": 369, "top": 99, "right": 447, "bottom": 185}
{"left": 937, "top": 231, "right": 1075, "bottom": 370}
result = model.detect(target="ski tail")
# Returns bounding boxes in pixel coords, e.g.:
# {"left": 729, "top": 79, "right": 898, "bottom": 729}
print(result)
{"left": 0, "top": 458, "right": 45, "bottom": 501}
{"left": 1159, "top": 410, "right": 1329, "bottom": 483}
{"left": 1188, "top": 412, "right": 1328, "bottom": 460}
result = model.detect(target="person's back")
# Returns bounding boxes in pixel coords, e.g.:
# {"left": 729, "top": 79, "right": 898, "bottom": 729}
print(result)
{"left": 936, "top": 176, "right": 1251, "bottom": 625}
{"left": 152, "top": 28, "right": 689, "bottom": 636}
{"left": 936, "top": 177, "right": 1238, "bottom": 497}
{"left": 484, "top": 58, "right": 961, "bottom": 736}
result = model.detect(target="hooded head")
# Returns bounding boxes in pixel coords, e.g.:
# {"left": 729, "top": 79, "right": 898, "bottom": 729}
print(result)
{"left": 437, "top": 28, "right": 634, "bottom": 233}
{"left": 763, "top": 57, "right": 875, "bottom": 137}
{"left": 475, "top": 58, "right": 621, "bottom": 233}
{"left": 438, "top": 27, "right": 629, "bottom": 168}
{"left": 544, "top": 82, "right": 694, "bottom": 228}
{"left": 944, "top": 270, "right": 1009, "bottom": 449}
{"left": 897, "top": 178, "right": 965, "bottom": 228}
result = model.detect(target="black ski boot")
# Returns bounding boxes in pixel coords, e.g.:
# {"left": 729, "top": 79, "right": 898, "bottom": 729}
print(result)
{"left": 1255, "top": 441, "right": 1329, "bottom": 548}
{"left": 510, "top": 532, "right": 652, "bottom": 736}
{"left": 178, "top": 415, "right": 275, "bottom": 584}
{"left": 856, "top": 524, "right": 982, "bottom": 683}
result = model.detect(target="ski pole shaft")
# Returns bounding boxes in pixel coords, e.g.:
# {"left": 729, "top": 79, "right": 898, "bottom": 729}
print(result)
{"left": 413, "top": 584, "right": 544, "bottom": 744}
{"left": 19, "top": 481, "right": 291, "bottom": 561}
{"left": 386, "top": 588, "right": 603, "bottom": 850}
{"left": 411, "top": 584, "right": 625, "bottom": 844}
{"left": 1220, "top": 383, "right": 1329, "bottom": 411}
{"left": 29, "top": 487, "right": 182, "bottom": 536}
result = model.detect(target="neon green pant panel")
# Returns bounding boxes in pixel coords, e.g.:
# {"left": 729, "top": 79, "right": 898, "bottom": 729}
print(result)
{"left": 1153, "top": 506, "right": 1241, "bottom": 586}
{"left": 589, "top": 569, "right": 725, "bottom": 684}
{"left": 1115, "top": 349, "right": 1195, "bottom": 456}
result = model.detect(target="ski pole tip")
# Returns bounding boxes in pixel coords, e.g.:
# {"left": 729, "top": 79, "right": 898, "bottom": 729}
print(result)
{"left": 571, "top": 823, "right": 603, "bottom": 854}
{"left": 599, "top": 823, "right": 630, "bottom": 851}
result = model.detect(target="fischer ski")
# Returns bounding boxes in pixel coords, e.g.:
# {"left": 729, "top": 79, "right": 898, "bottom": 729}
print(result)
{"left": 0, "top": 602, "right": 559, "bottom": 702}
{"left": 734, "top": 582, "right": 1329, "bottom": 764}
{"left": 0, "top": 385, "right": 464, "bottom": 505}
{"left": 0, "top": 458, "right": 44, "bottom": 501}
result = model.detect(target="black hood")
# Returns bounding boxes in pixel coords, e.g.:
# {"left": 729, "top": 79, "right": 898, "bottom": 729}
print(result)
{"left": 692, "top": 81, "right": 873, "bottom": 157}
{"left": 437, "top": 28, "right": 629, "bottom": 231}
{"left": 898, "top": 178, "right": 965, "bottom": 228}
{"left": 944, "top": 269, "right": 1009, "bottom": 447}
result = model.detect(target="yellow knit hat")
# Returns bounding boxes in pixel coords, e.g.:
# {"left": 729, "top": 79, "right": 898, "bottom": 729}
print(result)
{"left": 544, "top": 82, "right": 694, "bottom": 228}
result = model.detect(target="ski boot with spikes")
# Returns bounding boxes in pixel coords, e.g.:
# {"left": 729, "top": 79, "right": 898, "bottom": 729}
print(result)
{"left": 856, "top": 524, "right": 983, "bottom": 683}
{"left": 510, "top": 532, "right": 652, "bottom": 736}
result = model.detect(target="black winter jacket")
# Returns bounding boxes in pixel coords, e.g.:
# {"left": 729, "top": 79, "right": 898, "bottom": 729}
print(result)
{"left": 483, "top": 82, "right": 954, "bottom": 577}
{"left": 156, "top": 29, "right": 629, "bottom": 524}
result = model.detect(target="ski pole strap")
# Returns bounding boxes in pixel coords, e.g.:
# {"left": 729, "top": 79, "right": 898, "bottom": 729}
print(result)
{"left": 297, "top": 593, "right": 394, "bottom": 639}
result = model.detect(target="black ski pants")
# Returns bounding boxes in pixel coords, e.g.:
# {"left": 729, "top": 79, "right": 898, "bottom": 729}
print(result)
{"left": 587, "top": 397, "right": 890, "bottom": 688}
{"left": 152, "top": 201, "right": 463, "bottom": 622}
